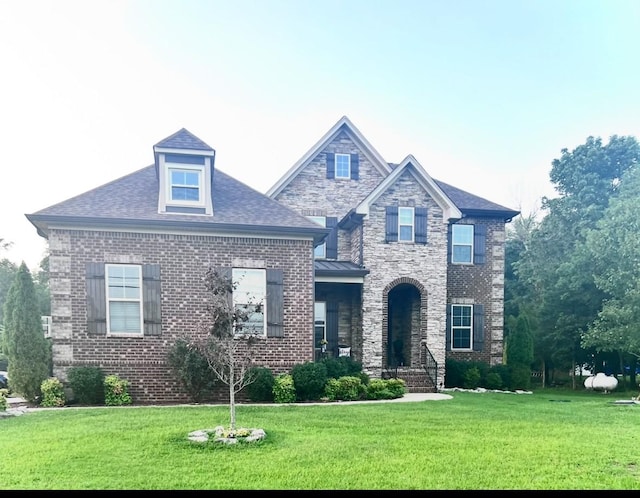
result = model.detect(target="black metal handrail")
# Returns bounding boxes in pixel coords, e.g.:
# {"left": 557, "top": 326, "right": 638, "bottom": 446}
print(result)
{"left": 420, "top": 342, "right": 438, "bottom": 390}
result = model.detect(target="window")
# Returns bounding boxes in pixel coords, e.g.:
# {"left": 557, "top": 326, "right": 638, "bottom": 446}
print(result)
{"left": 314, "top": 301, "right": 326, "bottom": 346}
{"left": 106, "top": 264, "right": 143, "bottom": 335}
{"left": 451, "top": 304, "right": 472, "bottom": 350}
{"left": 232, "top": 268, "right": 266, "bottom": 336}
{"left": 335, "top": 153, "right": 351, "bottom": 179}
{"left": 167, "top": 165, "right": 205, "bottom": 206}
{"left": 308, "top": 216, "right": 326, "bottom": 258}
{"left": 385, "top": 206, "right": 427, "bottom": 244}
{"left": 398, "top": 207, "right": 414, "bottom": 242}
{"left": 452, "top": 224, "right": 473, "bottom": 263}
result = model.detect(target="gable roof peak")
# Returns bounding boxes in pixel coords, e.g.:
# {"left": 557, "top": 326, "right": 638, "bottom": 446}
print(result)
{"left": 266, "top": 115, "right": 391, "bottom": 197}
{"left": 153, "top": 128, "right": 215, "bottom": 152}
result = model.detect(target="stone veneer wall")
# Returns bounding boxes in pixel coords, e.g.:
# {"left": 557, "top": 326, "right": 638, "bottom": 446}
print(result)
{"left": 47, "top": 228, "right": 315, "bottom": 404}
{"left": 446, "top": 217, "right": 506, "bottom": 366}
{"left": 274, "top": 130, "right": 385, "bottom": 220}
{"left": 360, "top": 169, "right": 449, "bottom": 382}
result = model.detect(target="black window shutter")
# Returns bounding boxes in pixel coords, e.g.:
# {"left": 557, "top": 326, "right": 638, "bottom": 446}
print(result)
{"left": 473, "top": 304, "right": 484, "bottom": 351}
{"left": 86, "top": 262, "right": 107, "bottom": 335}
{"left": 385, "top": 206, "right": 398, "bottom": 243}
{"left": 325, "top": 217, "right": 338, "bottom": 259}
{"left": 474, "top": 224, "right": 486, "bottom": 264}
{"left": 350, "top": 153, "right": 359, "bottom": 180}
{"left": 326, "top": 153, "right": 335, "bottom": 179}
{"left": 445, "top": 304, "right": 452, "bottom": 351}
{"left": 447, "top": 224, "right": 453, "bottom": 263}
{"left": 266, "top": 269, "right": 284, "bottom": 338}
{"left": 143, "top": 264, "right": 162, "bottom": 336}
{"left": 415, "top": 207, "right": 428, "bottom": 244}
{"left": 326, "top": 300, "right": 339, "bottom": 357}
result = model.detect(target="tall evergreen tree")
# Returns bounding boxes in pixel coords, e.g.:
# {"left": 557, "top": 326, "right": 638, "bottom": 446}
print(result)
{"left": 3, "top": 262, "right": 49, "bottom": 402}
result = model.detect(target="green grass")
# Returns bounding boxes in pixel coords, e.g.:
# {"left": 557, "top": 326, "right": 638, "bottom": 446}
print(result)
{"left": 1, "top": 389, "right": 639, "bottom": 489}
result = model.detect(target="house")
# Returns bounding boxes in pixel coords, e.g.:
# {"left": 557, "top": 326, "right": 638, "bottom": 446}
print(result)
{"left": 26, "top": 117, "right": 519, "bottom": 403}
{"left": 266, "top": 116, "right": 519, "bottom": 390}
{"left": 26, "top": 128, "right": 328, "bottom": 404}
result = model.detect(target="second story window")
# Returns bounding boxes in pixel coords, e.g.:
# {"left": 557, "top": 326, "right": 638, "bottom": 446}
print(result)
{"left": 398, "top": 207, "right": 414, "bottom": 242}
{"left": 335, "top": 153, "right": 351, "bottom": 179}
{"left": 452, "top": 225, "right": 474, "bottom": 264}
{"left": 168, "top": 166, "right": 204, "bottom": 206}
{"left": 308, "top": 216, "right": 326, "bottom": 258}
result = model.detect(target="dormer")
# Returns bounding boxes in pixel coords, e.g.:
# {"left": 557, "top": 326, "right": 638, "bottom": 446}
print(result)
{"left": 153, "top": 128, "right": 216, "bottom": 215}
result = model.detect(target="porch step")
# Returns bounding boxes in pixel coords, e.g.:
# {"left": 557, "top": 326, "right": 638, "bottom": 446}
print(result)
{"left": 382, "top": 368, "right": 437, "bottom": 393}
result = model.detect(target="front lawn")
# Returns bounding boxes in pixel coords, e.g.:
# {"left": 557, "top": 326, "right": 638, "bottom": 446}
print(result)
{"left": 1, "top": 389, "right": 638, "bottom": 489}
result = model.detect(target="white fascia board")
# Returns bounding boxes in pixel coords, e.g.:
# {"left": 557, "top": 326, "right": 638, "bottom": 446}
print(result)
{"left": 153, "top": 146, "right": 215, "bottom": 157}
{"left": 355, "top": 155, "right": 462, "bottom": 222}
{"left": 266, "top": 116, "right": 391, "bottom": 198}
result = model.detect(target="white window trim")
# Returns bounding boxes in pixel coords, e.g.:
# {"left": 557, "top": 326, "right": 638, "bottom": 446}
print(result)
{"left": 308, "top": 216, "right": 326, "bottom": 258}
{"left": 105, "top": 264, "right": 143, "bottom": 337}
{"left": 314, "top": 301, "right": 327, "bottom": 346}
{"left": 451, "top": 304, "right": 473, "bottom": 351}
{"left": 232, "top": 268, "right": 267, "bottom": 337}
{"left": 398, "top": 206, "right": 415, "bottom": 242}
{"left": 452, "top": 224, "right": 474, "bottom": 264}
{"left": 165, "top": 163, "right": 206, "bottom": 208}
{"left": 335, "top": 153, "right": 351, "bottom": 179}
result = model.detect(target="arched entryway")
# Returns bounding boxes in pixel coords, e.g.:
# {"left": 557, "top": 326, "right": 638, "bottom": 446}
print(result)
{"left": 384, "top": 279, "right": 425, "bottom": 369}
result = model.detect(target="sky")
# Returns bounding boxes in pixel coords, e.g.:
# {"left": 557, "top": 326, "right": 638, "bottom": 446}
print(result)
{"left": 1, "top": 0, "right": 639, "bottom": 270}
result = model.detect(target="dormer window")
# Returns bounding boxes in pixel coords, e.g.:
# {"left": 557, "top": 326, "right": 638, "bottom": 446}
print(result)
{"left": 153, "top": 129, "right": 215, "bottom": 216}
{"left": 335, "top": 153, "right": 351, "bottom": 178}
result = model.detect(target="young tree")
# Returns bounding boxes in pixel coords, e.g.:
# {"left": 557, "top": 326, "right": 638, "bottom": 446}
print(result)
{"left": 3, "top": 262, "right": 49, "bottom": 402}
{"left": 190, "top": 267, "right": 263, "bottom": 430}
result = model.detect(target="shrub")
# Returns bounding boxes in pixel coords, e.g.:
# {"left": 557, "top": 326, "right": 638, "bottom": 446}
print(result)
{"left": 485, "top": 372, "right": 503, "bottom": 390}
{"left": 488, "top": 364, "right": 511, "bottom": 390}
{"left": 167, "top": 338, "right": 218, "bottom": 403}
{"left": 366, "top": 378, "right": 406, "bottom": 399}
{"left": 321, "top": 356, "right": 363, "bottom": 379}
{"left": 323, "top": 375, "right": 366, "bottom": 401}
{"left": 0, "top": 388, "right": 8, "bottom": 411}
{"left": 40, "top": 377, "right": 65, "bottom": 407}
{"left": 104, "top": 374, "right": 132, "bottom": 406}
{"left": 67, "top": 366, "right": 105, "bottom": 405}
{"left": 291, "top": 361, "right": 328, "bottom": 401}
{"left": 272, "top": 373, "right": 296, "bottom": 403}
{"left": 463, "top": 367, "right": 482, "bottom": 389}
{"left": 244, "top": 366, "right": 275, "bottom": 402}
{"left": 444, "top": 358, "right": 466, "bottom": 388}
{"left": 508, "top": 364, "right": 531, "bottom": 390}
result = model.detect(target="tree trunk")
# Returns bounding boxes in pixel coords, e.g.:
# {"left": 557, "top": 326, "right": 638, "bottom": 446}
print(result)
{"left": 229, "top": 353, "right": 236, "bottom": 430}
{"left": 542, "top": 358, "right": 546, "bottom": 388}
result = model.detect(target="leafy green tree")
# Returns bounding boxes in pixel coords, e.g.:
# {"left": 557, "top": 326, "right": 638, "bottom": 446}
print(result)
{"left": 191, "top": 267, "right": 263, "bottom": 430}
{"left": 0, "top": 258, "right": 19, "bottom": 326}
{"left": 3, "top": 262, "right": 49, "bottom": 402}
{"left": 515, "top": 135, "right": 640, "bottom": 385}
{"left": 582, "top": 166, "right": 640, "bottom": 387}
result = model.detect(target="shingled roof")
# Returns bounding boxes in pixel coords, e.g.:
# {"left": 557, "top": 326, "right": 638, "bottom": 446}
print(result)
{"left": 26, "top": 164, "right": 328, "bottom": 242}
{"left": 433, "top": 179, "right": 520, "bottom": 221}
{"left": 154, "top": 128, "right": 215, "bottom": 151}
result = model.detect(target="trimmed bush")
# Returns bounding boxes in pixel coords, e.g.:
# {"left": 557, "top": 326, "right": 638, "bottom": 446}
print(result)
{"left": 244, "top": 366, "right": 275, "bottom": 402}
{"left": 104, "top": 374, "right": 132, "bottom": 406}
{"left": 40, "top": 377, "right": 65, "bottom": 407}
{"left": 485, "top": 372, "right": 503, "bottom": 390}
{"left": 321, "top": 356, "right": 363, "bottom": 380}
{"left": 0, "top": 388, "right": 8, "bottom": 411}
{"left": 272, "top": 373, "right": 296, "bottom": 403}
{"left": 463, "top": 366, "right": 482, "bottom": 389}
{"left": 323, "top": 375, "right": 366, "bottom": 401}
{"left": 67, "top": 366, "right": 105, "bottom": 405}
{"left": 366, "top": 378, "right": 406, "bottom": 400}
{"left": 291, "top": 361, "right": 328, "bottom": 401}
